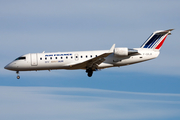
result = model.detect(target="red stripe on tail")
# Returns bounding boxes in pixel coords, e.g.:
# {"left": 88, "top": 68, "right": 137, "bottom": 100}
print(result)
{"left": 155, "top": 35, "right": 168, "bottom": 49}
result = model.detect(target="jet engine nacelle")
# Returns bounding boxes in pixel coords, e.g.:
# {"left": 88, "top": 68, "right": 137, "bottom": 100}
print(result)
{"left": 114, "top": 47, "right": 128, "bottom": 56}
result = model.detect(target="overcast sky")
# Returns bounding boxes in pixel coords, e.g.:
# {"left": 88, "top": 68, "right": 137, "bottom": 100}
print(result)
{"left": 0, "top": 1, "right": 180, "bottom": 120}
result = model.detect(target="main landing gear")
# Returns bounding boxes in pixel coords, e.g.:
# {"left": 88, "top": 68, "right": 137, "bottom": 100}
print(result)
{"left": 86, "top": 68, "right": 93, "bottom": 77}
{"left": 16, "top": 71, "right": 20, "bottom": 79}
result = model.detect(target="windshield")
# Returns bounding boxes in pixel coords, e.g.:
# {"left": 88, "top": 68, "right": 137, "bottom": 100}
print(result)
{"left": 15, "top": 56, "right": 26, "bottom": 61}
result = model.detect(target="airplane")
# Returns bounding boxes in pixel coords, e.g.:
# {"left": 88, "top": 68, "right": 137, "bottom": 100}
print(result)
{"left": 4, "top": 29, "right": 173, "bottom": 79}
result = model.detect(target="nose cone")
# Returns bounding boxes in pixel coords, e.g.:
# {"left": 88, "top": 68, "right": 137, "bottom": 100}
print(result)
{"left": 4, "top": 62, "right": 16, "bottom": 71}
{"left": 4, "top": 64, "right": 11, "bottom": 70}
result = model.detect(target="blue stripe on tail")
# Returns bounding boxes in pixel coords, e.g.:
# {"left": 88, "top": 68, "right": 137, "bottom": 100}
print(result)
{"left": 143, "top": 34, "right": 163, "bottom": 48}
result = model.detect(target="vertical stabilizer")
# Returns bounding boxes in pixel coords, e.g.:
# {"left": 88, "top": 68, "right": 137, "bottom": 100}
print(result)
{"left": 141, "top": 29, "right": 173, "bottom": 50}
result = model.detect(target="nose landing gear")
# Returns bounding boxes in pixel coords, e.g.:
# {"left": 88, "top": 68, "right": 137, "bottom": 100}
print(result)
{"left": 16, "top": 71, "right": 20, "bottom": 79}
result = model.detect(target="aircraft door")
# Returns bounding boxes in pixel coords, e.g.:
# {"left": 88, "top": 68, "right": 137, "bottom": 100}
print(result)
{"left": 31, "top": 53, "right": 38, "bottom": 66}
{"left": 74, "top": 54, "right": 79, "bottom": 61}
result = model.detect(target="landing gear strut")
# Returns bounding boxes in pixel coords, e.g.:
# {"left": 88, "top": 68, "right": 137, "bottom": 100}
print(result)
{"left": 16, "top": 71, "right": 20, "bottom": 79}
{"left": 86, "top": 68, "right": 93, "bottom": 77}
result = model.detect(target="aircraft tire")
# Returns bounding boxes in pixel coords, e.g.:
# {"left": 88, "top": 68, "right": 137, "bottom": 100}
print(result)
{"left": 88, "top": 71, "right": 93, "bottom": 77}
{"left": 17, "top": 75, "right": 20, "bottom": 79}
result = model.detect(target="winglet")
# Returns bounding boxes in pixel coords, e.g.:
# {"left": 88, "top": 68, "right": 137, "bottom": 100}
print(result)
{"left": 109, "top": 44, "right": 115, "bottom": 53}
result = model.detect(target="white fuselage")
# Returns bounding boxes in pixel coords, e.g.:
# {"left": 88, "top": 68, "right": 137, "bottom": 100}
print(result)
{"left": 4, "top": 48, "right": 159, "bottom": 71}
{"left": 4, "top": 29, "right": 172, "bottom": 78}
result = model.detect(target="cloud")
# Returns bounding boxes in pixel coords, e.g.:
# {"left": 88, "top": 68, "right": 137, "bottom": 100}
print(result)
{"left": 0, "top": 86, "right": 180, "bottom": 120}
{"left": 1, "top": 2, "right": 180, "bottom": 119}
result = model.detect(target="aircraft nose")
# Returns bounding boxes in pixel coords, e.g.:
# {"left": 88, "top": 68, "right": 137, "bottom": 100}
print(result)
{"left": 4, "top": 62, "right": 15, "bottom": 70}
{"left": 4, "top": 64, "right": 10, "bottom": 70}
{"left": 4, "top": 62, "right": 19, "bottom": 71}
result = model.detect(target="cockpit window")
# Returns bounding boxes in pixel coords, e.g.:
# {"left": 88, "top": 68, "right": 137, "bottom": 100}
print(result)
{"left": 15, "top": 57, "right": 26, "bottom": 60}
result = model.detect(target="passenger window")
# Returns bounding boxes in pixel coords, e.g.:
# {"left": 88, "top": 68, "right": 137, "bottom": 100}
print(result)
{"left": 90, "top": 55, "right": 92, "bottom": 58}
{"left": 45, "top": 57, "right": 47, "bottom": 60}
{"left": 96, "top": 55, "right": 97, "bottom": 57}
{"left": 61, "top": 57, "right": 63, "bottom": 59}
{"left": 86, "top": 55, "right": 88, "bottom": 58}
{"left": 50, "top": 57, "right": 52, "bottom": 59}
{"left": 66, "top": 56, "right": 68, "bottom": 59}
{"left": 71, "top": 56, "right": 73, "bottom": 59}
{"left": 40, "top": 58, "right": 42, "bottom": 60}
{"left": 55, "top": 57, "right": 57, "bottom": 59}
{"left": 81, "top": 56, "right": 83, "bottom": 58}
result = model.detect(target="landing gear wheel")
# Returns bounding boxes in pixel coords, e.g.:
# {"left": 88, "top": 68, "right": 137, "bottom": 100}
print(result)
{"left": 86, "top": 68, "right": 93, "bottom": 77}
{"left": 16, "top": 71, "right": 20, "bottom": 79}
{"left": 87, "top": 70, "right": 93, "bottom": 77}
{"left": 17, "top": 75, "right": 20, "bottom": 79}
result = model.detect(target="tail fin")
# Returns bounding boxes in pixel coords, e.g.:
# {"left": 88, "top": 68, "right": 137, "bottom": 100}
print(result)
{"left": 141, "top": 29, "right": 173, "bottom": 50}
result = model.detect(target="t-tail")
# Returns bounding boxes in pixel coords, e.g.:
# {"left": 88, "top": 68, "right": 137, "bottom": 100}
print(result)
{"left": 141, "top": 29, "right": 174, "bottom": 50}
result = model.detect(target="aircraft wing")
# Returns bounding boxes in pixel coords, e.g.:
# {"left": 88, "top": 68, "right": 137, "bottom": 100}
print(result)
{"left": 69, "top": 44, "right": 115, "bottom": 70}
